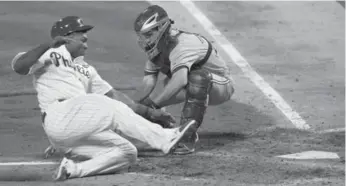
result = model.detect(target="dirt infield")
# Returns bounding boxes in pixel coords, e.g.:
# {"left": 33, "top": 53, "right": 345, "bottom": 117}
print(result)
{"left": 0, "top": 1, "right": 344, "bottom": 185}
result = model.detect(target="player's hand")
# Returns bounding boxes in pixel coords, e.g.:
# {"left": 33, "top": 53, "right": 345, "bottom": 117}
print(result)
{"left": 44, "top": 145, "right": 56, "bottom": 159}
{"left": 148, "top": 108, "right": 176, "bottom": 124}
{"left": 50, "top": 36, "right": 74, "bottom": 48}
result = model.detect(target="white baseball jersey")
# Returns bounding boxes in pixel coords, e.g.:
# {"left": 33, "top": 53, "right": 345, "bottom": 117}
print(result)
{"left": 11, "top": 45, "right": 113, "bottom": 113}
{"left": 11, "top": 44, "right": 190, "bottom": 178}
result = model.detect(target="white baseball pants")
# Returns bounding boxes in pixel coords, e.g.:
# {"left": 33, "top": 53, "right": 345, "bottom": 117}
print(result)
{"left": 43, "top": 93, "right": 177, "bottom": 178}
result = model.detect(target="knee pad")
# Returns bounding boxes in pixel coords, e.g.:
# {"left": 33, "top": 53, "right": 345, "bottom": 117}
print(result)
{"left": 186, "top": 69, "right": 212, "bottom": 100}
{"left": 181, "top": 69, "right": 212, "bottom": 128}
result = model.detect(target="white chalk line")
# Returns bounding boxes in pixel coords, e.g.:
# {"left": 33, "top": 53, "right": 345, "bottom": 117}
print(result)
{"left": 177, "top": 0, "right": 310, "bottom": 130}
{"left": 0, "top": 161, "right": 58, "bottom": 166}
{"left": 0, "top": 152, "right": 220, "bottom": 166}
{"left": 0, "top": 152, "right": 222, "bottom": 166}
{"left": 316, "top": 127, "right": 345, "bottom": 134}
{"left": 0, "top": 161, "right": 208, "bottom": 182}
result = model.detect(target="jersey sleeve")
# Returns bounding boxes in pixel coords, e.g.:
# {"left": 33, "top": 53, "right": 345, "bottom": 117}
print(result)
{"left": 144, "top": 60, "right": 160, "bottom": 76}
{"left": 11, "top": 51, "right": 52, "bottom": 75}
{"left": 89, "top": 67, "right": 113, "bottom": 95}
{"left": 169, "top": 34, "right": 209, "bottom": 75}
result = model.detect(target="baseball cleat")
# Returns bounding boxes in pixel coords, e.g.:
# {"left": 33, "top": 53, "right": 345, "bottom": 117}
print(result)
{"left": 53, "top": 157, "right": 72, "bottom": 181}
{"left": 173, "top": 144, "right": 195, "bottom": 155}
{"left": 173, "top": 132, "right": 199, "bottom": 155}
{"left": 162, "top": 120, "right": 197, "bottom": 155}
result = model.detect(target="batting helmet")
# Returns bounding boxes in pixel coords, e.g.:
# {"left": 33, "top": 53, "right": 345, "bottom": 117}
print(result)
{"left": 50, "top": 16, "right": 94, "bottom": 38}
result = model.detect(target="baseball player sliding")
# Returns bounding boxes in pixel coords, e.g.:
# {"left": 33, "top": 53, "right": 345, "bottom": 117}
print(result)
{"left": 11, "top": 16, "right": 196, "bottom": 181}
{"left": 134, "top": 5, "right": 235, "bottom": 154}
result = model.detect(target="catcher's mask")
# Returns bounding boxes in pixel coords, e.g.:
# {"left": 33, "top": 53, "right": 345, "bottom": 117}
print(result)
{"left": 134, "top": 5, "right": 173, "bottom": 60}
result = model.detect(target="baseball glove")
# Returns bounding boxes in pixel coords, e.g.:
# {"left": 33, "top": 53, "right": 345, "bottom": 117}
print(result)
{"left": 145, "top": 107, "right": 176, "bottom": 128}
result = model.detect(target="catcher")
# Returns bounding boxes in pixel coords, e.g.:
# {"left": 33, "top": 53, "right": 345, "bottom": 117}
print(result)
{"left": 134, "top": 5, "right": 235, "bottom": 154}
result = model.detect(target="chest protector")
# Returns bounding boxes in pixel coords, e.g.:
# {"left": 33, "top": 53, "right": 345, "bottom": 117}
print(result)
{"left": 151, "top": 30, "right": 213, "bottom": 78}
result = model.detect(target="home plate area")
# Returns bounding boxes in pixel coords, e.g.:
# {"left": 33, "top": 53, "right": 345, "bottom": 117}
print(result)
{"left": 0, "top": 1, "right": 344, "bottom": 185}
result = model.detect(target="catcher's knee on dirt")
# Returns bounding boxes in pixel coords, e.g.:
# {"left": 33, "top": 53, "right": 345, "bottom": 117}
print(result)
{"left": 180, "top": 69, "right": 212, "bottom": 129}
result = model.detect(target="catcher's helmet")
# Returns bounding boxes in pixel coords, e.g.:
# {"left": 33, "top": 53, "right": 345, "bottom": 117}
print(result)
{"left": 134, "top": 5, "right": 173, "bottom": 60}
{"left": 51, "top": 16, "right": 94, "bottom": 38}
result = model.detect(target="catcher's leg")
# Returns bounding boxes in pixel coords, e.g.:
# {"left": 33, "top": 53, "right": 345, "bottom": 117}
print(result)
{"left": 181, "top": 69, "right": 213, "bottom": 128}
{"left": 175, "top": 71, "right": 234, "bottom": 155}
{"left": 147, "top": 73, "right": 234, "bottom": 108}
{"left": 173, "top": 69, "right": 213, "bottom": 154}
{"left": 208, "top": 73, "right": 234, "bottom": 105}
{"left": 147, "top": 76, "right": 186, "bottom": 107}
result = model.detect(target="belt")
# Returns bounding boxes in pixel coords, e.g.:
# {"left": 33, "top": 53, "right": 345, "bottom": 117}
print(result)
{"left": 41, "top": 99, "right": 66, "bottom": 124}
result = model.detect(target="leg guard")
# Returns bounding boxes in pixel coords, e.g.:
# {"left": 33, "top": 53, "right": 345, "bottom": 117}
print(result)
{"left": 180, "top": 69, "right": 212, "bottom": 129}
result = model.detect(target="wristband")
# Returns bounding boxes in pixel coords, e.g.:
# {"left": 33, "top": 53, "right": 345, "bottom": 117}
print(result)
{"left": 135, "top": 104, "right": 151, "bottom": 118}
{"left": 150, "top": 99, "right": 161, "bottom": 109}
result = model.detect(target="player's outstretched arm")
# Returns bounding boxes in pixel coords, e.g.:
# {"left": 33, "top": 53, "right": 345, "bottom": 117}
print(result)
{"left": 105, "top": 89, "right": 176, "bottom": 124}
{"left": 91, "top": 63, "right": 175, "bottom": 125}
{"left": 12, "top": 36, "right": 72, "bottom": 75}
{"left": 105, "top": 88, "right": 135, "bottom": 107}
{"left": 12, "top": 42, "right": 51, "bottom": 75}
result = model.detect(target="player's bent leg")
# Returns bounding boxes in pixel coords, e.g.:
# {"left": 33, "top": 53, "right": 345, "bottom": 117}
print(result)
{"left": 180, "top": 69, "right": 212, "bottom": 128}
{"left": 43, "top": 94, "right": 118, "bottom": 146}
{"left": 208, "top": 73, "right": 234, "bottom": 105}
{"left": 54, "top": 130, "right": 137, "bottom": 180}
{"left": 174, "top": 69, "right": 213, "bottom": 155}
{"left": 41, "top": 94, "right": 136, "bottom": 180}
{"left": 105, "top": 98, "right": 197, "bottom": 155}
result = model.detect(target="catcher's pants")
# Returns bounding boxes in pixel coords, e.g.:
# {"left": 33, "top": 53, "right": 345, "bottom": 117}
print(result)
{"left": 154, "top": 72, "right": 234, "bottom": 106}
{"left": 43, "top": 94, "right": 177, "bottom": 178}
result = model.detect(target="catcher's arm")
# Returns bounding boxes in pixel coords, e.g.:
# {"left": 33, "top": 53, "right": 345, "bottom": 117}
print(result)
{"left": 105, "top": 89, "right": 176, "bottom": 124}
{"left": 152, "top": 67, "right": 188, "bottom": 107}
{"left": 137, "top": 74, "right": 158, "bottom": 103}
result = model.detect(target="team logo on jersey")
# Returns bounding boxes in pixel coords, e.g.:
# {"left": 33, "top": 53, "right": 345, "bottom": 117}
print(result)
{"left": 50, "top": 52, "right": 91, "bottom": 78}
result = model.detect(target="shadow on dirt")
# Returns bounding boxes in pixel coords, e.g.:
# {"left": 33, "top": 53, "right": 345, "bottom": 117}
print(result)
{"left": 196, "top": 131, "right": 247, "bottom": 152}
{"left": 137, "top": 99, "right": 275, "bottom": 156}
{"left": 195, "top": 99, "right": 275, "bottom": 152}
